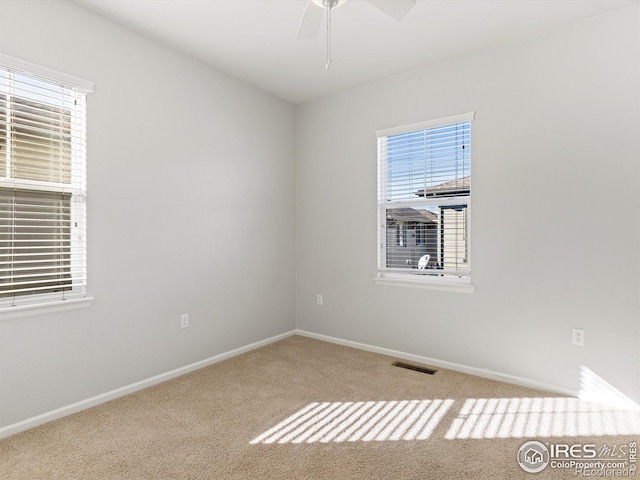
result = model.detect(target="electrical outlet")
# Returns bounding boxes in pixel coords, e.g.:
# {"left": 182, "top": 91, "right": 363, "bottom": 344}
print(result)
{"left": 316, "top": 294, "right": 323, "bottom": 306}
{"left": 181, "top": 313, "right": 189, "bottom": 329}
{"left": 572, "top": 328, "right": 584, "bottom": 346}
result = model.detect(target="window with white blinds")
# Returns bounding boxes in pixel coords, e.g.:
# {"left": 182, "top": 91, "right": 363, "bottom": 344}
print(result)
{"left": 0, "top": 57, "right": 91, "bottom": 307}
{"left": 376, "top": 112, "right": 474, "bottom": 283}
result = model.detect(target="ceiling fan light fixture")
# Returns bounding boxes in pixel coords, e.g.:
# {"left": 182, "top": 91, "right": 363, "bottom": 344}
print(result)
{"left": 297, "top": 0, "right": 416, "bottom": 70}
{"left": 312, "top": 0, "right": 347, "bottom": 10}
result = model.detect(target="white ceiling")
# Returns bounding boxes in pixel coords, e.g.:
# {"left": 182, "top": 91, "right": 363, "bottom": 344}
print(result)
{"left": 74, "top": 0, "right": 637, "bottom": 105}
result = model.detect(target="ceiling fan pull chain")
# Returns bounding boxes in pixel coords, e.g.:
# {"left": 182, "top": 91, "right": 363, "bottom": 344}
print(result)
{"left": 325, "top": 6, "right": 332, "bottom": 70}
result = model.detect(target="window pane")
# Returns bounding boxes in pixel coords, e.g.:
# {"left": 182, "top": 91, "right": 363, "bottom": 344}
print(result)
{"left": 0, "top": 188, "right": 72, "bottom": 298}
{"left": 385, "top": 205, "right": 468, "bottom": 274}
{"left": 12, "top": 97, "right": 72, "bottom": 184}
{"left": 385, "top": 122, "right": 470, "bottom": 202}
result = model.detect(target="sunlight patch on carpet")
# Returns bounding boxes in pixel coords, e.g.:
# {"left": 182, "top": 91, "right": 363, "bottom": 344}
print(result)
{"left": 249, "top": 399, "right": 454, "bottom": 444}
{"left": 444, "top": 397, "right": 640, "bottom": 440}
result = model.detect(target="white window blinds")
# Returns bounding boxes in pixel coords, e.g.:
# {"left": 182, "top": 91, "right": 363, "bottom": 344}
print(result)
{"left": 377, "top": 112, "right": 474, "bottom": 282}
{"left": 0, "top": 57, "right": 91, "bottom": 306}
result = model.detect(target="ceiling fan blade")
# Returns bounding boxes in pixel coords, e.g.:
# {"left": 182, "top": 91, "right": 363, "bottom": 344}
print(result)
{"left": 366, "top": 0, "right": 416, "bottom": 20}
{"left": 296, "top": 0, "right": 325, "bottom": 39}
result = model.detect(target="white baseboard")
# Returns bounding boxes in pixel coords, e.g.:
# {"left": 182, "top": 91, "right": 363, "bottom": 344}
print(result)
{"left": 295, "top": 329, "right": 578, "bottom": 398}
{"left": 0, "top": 328, "right": 579, "bottom": 440}
{"left": 0, "top": 330, "right": 297, "bottom": 440}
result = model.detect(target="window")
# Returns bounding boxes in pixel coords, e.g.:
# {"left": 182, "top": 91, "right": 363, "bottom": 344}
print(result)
{"left": 0, "top": 56, "right": 92, "bottom": 308}
{"left": 376, "top": 112, "right": 474, "bottom": 285}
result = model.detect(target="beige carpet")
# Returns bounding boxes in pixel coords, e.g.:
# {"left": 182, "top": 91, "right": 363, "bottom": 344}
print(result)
{"left": 1, "top": 335, "right": 638, "bottom": 479}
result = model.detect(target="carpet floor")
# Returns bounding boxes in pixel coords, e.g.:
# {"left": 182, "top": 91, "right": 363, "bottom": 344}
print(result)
{"left": 1, "top": 335, "right": 638, "bottom": 479}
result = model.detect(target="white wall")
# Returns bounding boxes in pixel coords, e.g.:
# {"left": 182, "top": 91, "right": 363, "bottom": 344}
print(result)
{"left": 0, "top": 0, "right": 295, "bottom": 428}
{"left": 296, "top": 6, "right": 640, "bottom": 401}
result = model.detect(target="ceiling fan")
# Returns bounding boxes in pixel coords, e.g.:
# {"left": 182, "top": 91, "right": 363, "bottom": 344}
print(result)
{"left": 296, "top": 0, "right": 417, "bottom": 69}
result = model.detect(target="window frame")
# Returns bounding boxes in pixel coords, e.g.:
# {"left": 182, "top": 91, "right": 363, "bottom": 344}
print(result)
{"left": 0, "top": 53, "right": 94, "bottom": 315}
{"left": 374, "top": 112, "right": 475, "bottom": 292}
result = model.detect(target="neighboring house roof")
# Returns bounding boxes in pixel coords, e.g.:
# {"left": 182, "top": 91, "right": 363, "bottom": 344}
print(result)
{"left": 387, "top": 177, "right": 469, "bottom": 225}
{"left": 386, "top": 208, "right": 437, "bottom": 224}
{"left": 415, "top": 176, "right": 470, "bottom": 197}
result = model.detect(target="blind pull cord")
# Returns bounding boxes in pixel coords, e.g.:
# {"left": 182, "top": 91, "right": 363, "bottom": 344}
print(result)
{"left": 326, "top": 6, "right": 332, "bottom": 70}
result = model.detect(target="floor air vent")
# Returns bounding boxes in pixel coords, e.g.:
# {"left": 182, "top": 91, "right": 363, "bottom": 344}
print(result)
{"left": 392, "top": 361, "right": 437, "bottom": 375}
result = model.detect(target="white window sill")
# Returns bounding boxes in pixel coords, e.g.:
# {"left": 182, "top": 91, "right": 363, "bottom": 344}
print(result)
{"left": 373, "top": 277, "right": 475, "bottom": 294}
{"left": 0, "top": 297, "right": 94, "bottom": 321}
